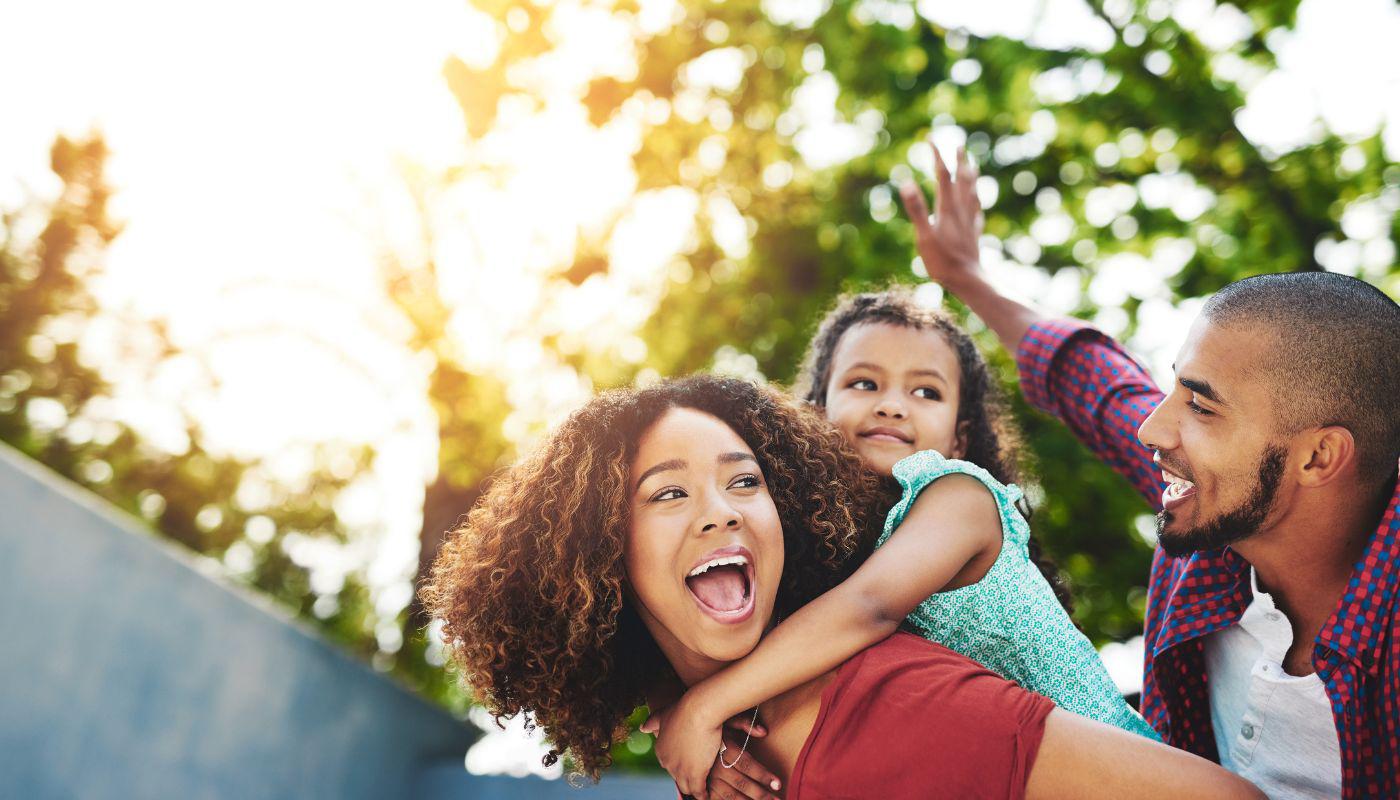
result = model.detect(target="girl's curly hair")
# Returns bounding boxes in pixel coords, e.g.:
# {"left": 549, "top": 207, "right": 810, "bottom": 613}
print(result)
{"left": 792, "top": 286, "right": 1074, "bottom": 612}
{"left": 421, "top": 375, "right": 890, "bottom": 781}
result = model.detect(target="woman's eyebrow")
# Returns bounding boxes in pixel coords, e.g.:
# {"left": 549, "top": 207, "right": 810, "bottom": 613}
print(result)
{"left": 718, "top": 452, "right": 757, "bottom": 466}
{"left": 634, "top": 459, "right": 685, "bottom": 491}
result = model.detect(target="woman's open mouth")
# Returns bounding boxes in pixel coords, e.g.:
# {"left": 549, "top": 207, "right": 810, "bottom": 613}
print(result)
{"left": 684, "top": 546, "right": 756, "bottom": 624}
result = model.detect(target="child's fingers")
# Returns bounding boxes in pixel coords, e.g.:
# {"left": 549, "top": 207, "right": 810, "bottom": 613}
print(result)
{"left": 640, "top": 715, "right": 660, "bottom": 734}
{"left": 722, "top": 712, "right": 767, "bottom": 737}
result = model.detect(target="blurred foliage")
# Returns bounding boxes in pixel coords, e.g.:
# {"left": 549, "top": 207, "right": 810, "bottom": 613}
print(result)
{"left": 0, "top": 134, "right": 466, "bottom": 711}
{"left": 433, "top": 0, "right": 1397, "bottom": 772}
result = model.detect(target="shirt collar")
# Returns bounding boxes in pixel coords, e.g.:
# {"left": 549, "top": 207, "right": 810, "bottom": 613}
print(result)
{"left": 1314, "top": 466, "right": 1400, "bottom": 676}
{"left": 1153, "top": 546, "right": 1252, "bottom": 656}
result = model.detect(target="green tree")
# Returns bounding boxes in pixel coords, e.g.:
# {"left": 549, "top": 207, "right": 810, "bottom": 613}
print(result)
{"left": 405, "top": 0, "right": 1400, "bottom": 771}
{"left": 437, "top": 0, "right": 1397, "bottom": 653}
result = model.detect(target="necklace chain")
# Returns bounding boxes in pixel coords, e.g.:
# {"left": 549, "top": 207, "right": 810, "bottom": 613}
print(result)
{"left": 719, "top": 705, "right": 761, "bottom": 769}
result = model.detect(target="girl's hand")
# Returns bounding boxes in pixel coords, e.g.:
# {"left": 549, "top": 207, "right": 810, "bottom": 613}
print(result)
{"left": 642, "top": 700, "right": 776, "bottom": 799}
{"left": 898, "top": 139, "right": 985, "bottom": 292}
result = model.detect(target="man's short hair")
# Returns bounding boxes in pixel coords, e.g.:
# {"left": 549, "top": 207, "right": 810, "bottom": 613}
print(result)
{"left": 1203, "top": 271, "right": 1400, "bottom": 485}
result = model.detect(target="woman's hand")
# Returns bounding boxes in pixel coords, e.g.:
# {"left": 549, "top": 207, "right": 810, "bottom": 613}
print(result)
{"left": 897, "top": 139, "right": 985, "bottom": 293}
{"left": 642, "top": 698, "right": 779, "bottom": 799}
{"left": 705, "top": 736, "right": 783, "bottom": 800}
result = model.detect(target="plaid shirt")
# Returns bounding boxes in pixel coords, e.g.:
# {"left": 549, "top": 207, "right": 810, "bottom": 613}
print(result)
{"left": 1016, "top": 319, "right": 1400, "bottom": 799}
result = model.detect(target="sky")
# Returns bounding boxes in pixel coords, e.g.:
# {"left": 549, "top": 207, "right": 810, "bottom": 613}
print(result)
{"left": 2, "top": 0, "right": 1398, "bottom": 777}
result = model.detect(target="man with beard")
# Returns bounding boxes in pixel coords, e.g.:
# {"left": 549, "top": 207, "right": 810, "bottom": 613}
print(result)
{"left": 898, "top": 148, "right": 1399, "bottom": 800}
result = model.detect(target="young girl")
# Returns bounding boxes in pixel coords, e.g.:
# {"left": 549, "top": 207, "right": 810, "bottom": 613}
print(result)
{"left": 646, "top": 288, "right": 1157, "bottom": 799}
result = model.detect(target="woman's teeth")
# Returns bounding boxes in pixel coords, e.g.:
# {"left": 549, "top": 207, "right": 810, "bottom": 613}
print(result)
{"left": 687, "top": 555, "right": 749, "bottom": 577}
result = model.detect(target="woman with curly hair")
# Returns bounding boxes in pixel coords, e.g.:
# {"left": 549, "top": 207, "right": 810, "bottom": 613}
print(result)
{"left": 423, "top": 375, "right": 1259, "bottom": 799}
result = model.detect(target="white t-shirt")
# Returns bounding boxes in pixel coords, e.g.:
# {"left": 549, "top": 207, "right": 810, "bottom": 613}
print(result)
{"left": 1202, "top": 568, "right": 1343, "bottom": 799}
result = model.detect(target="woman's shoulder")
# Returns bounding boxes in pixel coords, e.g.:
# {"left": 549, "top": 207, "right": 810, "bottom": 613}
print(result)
{"left": 796, "top": 633, "right": 1054, "bottom": 799}
{"left": 825, "top": 634, "right": 1053, "bottom": 732}
{"left": 838, "top": 632, "right": 1032, "bottom": 698}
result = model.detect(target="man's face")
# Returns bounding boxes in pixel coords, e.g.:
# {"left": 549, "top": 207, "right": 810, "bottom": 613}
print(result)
{"left": 1137, "top": 317, "right": 1290, "bottom": 556}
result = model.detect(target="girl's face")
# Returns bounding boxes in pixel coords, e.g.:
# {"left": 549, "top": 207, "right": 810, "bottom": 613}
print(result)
{"left": 823, "top": 322, "right": 966, "bottom": 476}
{"left": 624, "top": 407, "right": 785, "bottom": 683}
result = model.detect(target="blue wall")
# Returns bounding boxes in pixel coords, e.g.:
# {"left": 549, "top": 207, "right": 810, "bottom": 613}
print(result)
{"left": 0, "top": 444, "right": 672, "bottom": 799}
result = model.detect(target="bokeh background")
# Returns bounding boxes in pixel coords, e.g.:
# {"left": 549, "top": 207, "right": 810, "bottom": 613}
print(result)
{"left": 2, "top": 0, "right": 1397, "bottom": 779}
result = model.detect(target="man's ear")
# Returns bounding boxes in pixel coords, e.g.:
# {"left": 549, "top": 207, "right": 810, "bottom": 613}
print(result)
{"left": 951, "top": 420, "right": 971, "bottom": 460}
{"left": 1296, "top": 426, "right": 1357, "bottom": 488}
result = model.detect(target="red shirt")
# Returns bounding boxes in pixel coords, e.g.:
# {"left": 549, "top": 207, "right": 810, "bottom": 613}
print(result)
{"left": 788, "top": 632, "right": 1054, "bottom": 799}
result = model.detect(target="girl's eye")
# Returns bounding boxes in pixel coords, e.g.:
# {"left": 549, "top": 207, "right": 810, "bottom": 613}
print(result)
{"left": 913, "top": 387, "right": 942, "bottom": 401}
{"left": 650, "top": 487, "right": 686, "bottom": 502}
{"left": 849, "top": 379, "right": 876, "bottom": 391}
{"left": 729, "top": 474, "right": 761, "bottom": 490}
{"left": 1186, "top": 398, "right": 1213, "bottom": 416}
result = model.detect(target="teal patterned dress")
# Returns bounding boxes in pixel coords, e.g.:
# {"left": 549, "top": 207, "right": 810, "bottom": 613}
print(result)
{"left": 881, "top": 449, "right": 1160, "bottom": 740}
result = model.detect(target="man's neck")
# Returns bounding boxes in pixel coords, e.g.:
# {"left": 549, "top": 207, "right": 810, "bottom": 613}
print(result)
{"left": 1232, "top": 482, "right": 1388, "bottom": 673}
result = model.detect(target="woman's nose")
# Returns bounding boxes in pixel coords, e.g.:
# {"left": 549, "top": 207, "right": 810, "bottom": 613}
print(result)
{"left": 700, "top": 517, "right": 741, "bottom": 534}
{"left": 699, "top": 491, "right": 743, "bottom": 534}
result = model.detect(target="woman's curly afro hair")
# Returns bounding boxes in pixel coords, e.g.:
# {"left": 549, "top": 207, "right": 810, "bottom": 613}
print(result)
{"left": 421, "top": 375, "right": 889, "bottom": 780}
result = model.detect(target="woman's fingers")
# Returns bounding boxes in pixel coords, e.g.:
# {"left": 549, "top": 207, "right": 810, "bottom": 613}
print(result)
{"left": 708, "top": 772, "right": 778, "bottom": 800}
{"left": 725, "top": 746, "right": 782, "bottom": 794}
{"left": 708, "top": 751, "right": 781, "bottom": 800}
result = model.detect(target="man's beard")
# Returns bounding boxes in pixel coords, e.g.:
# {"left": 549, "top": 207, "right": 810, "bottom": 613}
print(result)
{"left": 1157, "top": 446, "right": 1287, "bottom": 558}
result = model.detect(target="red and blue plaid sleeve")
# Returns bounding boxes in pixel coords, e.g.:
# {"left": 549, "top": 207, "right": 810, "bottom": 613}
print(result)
{"left": 1015, "top": 320, "right": 1167, "bottom": 508}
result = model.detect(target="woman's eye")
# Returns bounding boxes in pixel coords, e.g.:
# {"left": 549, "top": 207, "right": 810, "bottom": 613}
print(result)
{"left": 729, "top": 474, "right": 761, "bottom": 490}
{"left": 849, "top": 379, "right": 876, "bottom": 391}
{"left": 651, "top": 487, "right": 686, "bottom": 502}
{"left": 914, "top": 387, "right": 942, "bottom": 401}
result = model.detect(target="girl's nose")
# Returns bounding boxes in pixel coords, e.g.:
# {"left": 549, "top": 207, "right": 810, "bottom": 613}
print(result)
{"left": 875, "top": 397, "right": 906, "bottom": 418}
